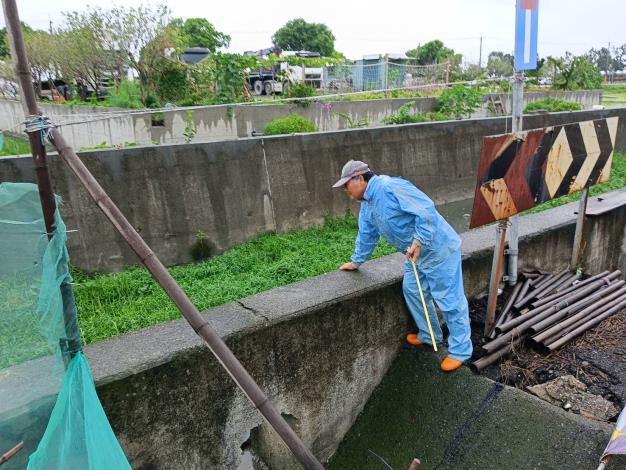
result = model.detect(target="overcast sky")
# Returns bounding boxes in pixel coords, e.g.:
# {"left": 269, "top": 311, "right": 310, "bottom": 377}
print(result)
{"left": 6, "top": 0, "right": 626, "bottom": 64}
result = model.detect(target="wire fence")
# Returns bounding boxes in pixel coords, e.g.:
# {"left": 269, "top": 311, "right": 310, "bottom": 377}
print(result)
{"left": 322, "top": 61, "right": 450, "bottom": 94}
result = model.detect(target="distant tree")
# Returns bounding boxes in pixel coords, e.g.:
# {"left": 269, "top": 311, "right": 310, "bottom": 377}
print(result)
{"left": 23, "top": 29, "right": 57, "bottom": 88}
{"left": 63, "top": 4, "right": 173, "bottom": 104}
{"left": 272, "top": 18, "right": 335, "bottom": 56}
{"left": 55, "top": 22, "right": 115, "bottom": 98}
{"left": 486, "top": 51, "right": 514, "bottom": 77}
{"left": 553, "top": 53, "right": 602, "bottom": 90}
{"left": 587, "top": 45, "right": 626, "bottom": 80}
{"left": 406, "top": 40, "right": 458, "bottom": 65}
{"left": 172, "top": 18, "right": 230, "bottom": 52}
{"left": 1, "top": 22, "right": 34, "bottom": 58}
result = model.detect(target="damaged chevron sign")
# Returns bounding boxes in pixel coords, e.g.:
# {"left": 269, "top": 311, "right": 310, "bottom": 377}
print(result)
{"left": 470, "top": 117, "right": 619, "bottom": 229}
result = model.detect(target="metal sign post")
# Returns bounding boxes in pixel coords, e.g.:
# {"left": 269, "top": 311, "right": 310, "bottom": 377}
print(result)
{"left": 484, "top": 0, "right": 538, "bottom": 335}
{"left": 571, "top": 187, "right": 589, "bottom": 268}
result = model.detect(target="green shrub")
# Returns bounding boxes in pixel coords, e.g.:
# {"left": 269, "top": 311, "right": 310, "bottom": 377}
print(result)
{"left": 263, "top": 114, "right": 317, "bottom": 135}
{"left": 287, "top": 82, "right": 317, "bottom": 99}
{"left": 437, "top": 84, "right": 482, "bottom": 119}
{"left": 382, "top": 101, "right": 431, "bottom": 125}
{"left": 524, "top": 97, "right": 583, "bottom": 113}
{"left": 106, "top": 80, "right": 143, "bottom": 109}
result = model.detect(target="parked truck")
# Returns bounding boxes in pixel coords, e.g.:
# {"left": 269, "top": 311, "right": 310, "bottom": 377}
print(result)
{"left": 244, "top": 50, "right": 323, "bottom": 96}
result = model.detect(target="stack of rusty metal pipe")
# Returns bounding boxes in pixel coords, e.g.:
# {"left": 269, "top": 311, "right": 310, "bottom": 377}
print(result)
{"left": 471, "top": 269, "right": 625, "bottom": 372}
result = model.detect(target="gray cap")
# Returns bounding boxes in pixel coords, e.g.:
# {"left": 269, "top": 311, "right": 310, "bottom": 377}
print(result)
{"left": 332, "top": 160, "right": 371, "bottom": 188}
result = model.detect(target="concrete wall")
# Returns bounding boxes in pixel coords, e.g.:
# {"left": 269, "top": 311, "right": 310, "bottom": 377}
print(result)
{"left": 2, "top": 107, "right": 625, "bottom": 273}
{"left": 0, "top": 90, "right": 601, "bottom": 149}
{"left": 2, "top": 193, "right": 624, "bottom": 469}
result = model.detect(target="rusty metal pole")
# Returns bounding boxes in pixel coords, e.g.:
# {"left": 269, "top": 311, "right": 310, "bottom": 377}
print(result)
{"left": 0, "top": 442, "right": 24, "bottom": 465}
{"left": 2, "top": 0, "right": 81, "bottom": 364}
{"left": 485, "top": 220, "right": 508, "bottom": 336}
{"left": 0, "top": 2, "right": 322, "bottom": 467}
{"left": 571, "top": 187, "right": 589, "bottom": 268}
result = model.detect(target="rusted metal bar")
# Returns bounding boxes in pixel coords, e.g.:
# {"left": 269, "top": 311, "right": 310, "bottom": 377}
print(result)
{"left": 526, "top": 269, "right": 569, "bottom": 300}
{"left": 528, "top": 281, "right": 625, "bottom": 334}
{"left": 521, "top": 271, "right": 541, "bottom": 279}
{"left": 545, "top": 297, "right": 626, "bottom": 351}
{"left": 571, "top": 187, "right": 589, "bottom": 268}
{"left": 536, "top": 272, "right": 579, "bottom": 298}
{"left": 532, "top": 285, "right": 626, "bottom": 344}
{"left": 486, "top": 278, "right": 611, "bottom": 352}
{"left": 497, "top": 278, "right": 602, "bottom": 335}
{"left": 489, "top": 283, "right": 523, "bottom": 339}
{"left": 501, "top": 282, "right": 524, "bottom": 319}
{"left": 47, "top": 128, "right": 323, "bottom": 470}
{"left": 515, "top": 278, "right": 532, "bottom": 306}
{"left": 471, "top": 336, "right": 524, "bottom": 372}
{"left": 485, "top": 220, "right": 508, "bottom": 336}
{"left": 513, "top": 273, "right": 559, "bottom": 310}
{"left": 531, "top": 272, "right": 557, "bottom": 290}
{"left": 0, "top": 441, "right": 24, "bottom": 465}
{"left": 529, "top": 273, "right": 549, "bottom": 286}
{"left": 556, "top": 270, "right": 614, "bottom": 294}
{"left": 532, "top": 270, "right": 619, "bottom": 308}
{"left": 2, "top": 0, "right": 81, "bottom": 364}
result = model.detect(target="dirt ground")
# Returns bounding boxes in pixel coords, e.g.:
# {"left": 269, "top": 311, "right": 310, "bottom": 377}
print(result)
{"left": 468, "top": 296, "right": 626, "bottom": 422}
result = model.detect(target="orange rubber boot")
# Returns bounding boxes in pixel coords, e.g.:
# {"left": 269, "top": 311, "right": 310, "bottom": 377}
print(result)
{"left": 440, "top": 356, "right": 463, "bottom": 372}
{"left": 406, "top": 334, "right": 424, "bottom": 346}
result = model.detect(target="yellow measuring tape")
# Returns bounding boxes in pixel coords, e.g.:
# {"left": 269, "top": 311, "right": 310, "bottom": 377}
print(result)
{"left": 410, "top": 259, "right": 438, "bottom": 352}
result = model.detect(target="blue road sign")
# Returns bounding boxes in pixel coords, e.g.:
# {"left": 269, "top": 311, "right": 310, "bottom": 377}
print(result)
{"left": 514, "top": 0, "right": 539, "bottom": 71}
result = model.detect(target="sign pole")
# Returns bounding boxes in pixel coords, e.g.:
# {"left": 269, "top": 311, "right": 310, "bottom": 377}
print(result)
{"left": 571, "top": 187, "right": 589, "bottom": 268}
{"left": 484, "top": 0, "right": 538, "bottom": 336}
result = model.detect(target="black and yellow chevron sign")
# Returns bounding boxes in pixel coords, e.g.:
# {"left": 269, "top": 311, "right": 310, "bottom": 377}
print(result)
{"left": 470, "top": 117, "right": 619, "bottom": 229}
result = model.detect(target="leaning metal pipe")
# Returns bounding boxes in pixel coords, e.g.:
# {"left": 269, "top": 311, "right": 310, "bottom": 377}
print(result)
{"left": 500, "top": 282, "right": 524, "bottom": 320}
{"left": 489, "top": 283, "right": 523, "bottom": 339}
{"left": 546, "top": 297, "right": 626, "bottom": 351}
{"left": 533, "top": 286, "right": 626, "bottom": 344}
{"left": 530, "top": 271, "right": 620, "bottom": 309}
{"left": 46, "top": 127, "right": 323, "bottom": 469}
{"left": 471, "top": 336, "right": 524, "bottom": 372}
{"left": 528, "top": 281, "right": 625, "bottom": 334}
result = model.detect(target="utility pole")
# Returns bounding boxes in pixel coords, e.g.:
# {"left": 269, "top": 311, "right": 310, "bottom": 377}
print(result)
{"left": 478, "top": 36, "right": 483, "bottom": 70}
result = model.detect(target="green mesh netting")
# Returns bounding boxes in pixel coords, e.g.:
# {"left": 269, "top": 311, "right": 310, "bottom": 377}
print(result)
{"left": 0, "top": 182, "right": 130, "bottom": 469}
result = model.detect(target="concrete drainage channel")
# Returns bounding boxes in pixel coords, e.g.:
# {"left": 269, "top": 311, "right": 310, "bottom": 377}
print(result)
{"left": 3, "top": 190, "right": 626, "bottom": 469}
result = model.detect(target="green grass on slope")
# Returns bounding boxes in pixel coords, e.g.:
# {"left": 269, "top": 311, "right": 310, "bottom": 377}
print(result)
{"left": 0, "top": 135, "right": 31, "bottom": 157}
{"left": 73, "top": 215, "right": 396, "bottom": 345}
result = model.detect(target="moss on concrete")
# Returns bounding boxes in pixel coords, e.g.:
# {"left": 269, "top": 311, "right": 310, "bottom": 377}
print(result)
{"left": 328, "top": 348, "right": 611, "bottom": 469}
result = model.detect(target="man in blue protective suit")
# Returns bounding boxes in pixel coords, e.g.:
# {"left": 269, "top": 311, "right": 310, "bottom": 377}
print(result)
{"left": 334, "top": 160, "right": 473, "bottom": 372}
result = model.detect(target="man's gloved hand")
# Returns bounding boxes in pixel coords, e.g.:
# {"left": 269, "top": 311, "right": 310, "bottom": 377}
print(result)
{"left": 406, "top": 240, "right": 421, "bottom": 263}
{"left": 339, "top": 262, "right": 359, "bottom": 271}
